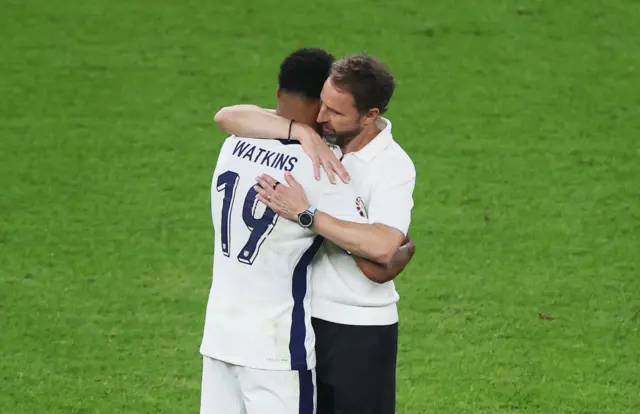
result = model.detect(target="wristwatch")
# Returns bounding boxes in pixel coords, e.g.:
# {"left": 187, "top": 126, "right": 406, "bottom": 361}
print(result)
{"left": 297, "top": 205, "right": 317, "bottom": 229}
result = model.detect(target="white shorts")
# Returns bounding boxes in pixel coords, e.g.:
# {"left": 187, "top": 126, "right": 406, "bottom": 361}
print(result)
{"left": 200, "top": 356, "right": 316, "bottom": 414}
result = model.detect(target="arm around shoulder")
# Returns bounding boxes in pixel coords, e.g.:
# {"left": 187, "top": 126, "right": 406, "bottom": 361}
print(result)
{"left": 213, "top": 105, "right": 291, "bottom": 139}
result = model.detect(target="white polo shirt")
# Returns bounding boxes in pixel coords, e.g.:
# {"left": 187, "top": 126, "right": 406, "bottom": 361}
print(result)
{"left": 311, "top": 117, "right": 416, "bottom": 326}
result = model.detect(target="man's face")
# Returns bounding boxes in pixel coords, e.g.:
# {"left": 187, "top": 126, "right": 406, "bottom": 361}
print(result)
{"left": 316, "top": 78, "right": 365, "bottom": 147}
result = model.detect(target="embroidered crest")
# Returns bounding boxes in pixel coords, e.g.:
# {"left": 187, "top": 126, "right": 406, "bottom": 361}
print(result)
{"left": 355, "top": 196, "right": 368, "bottom": 218}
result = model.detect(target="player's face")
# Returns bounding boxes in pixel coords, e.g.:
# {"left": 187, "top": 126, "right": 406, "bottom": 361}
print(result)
{"left": 316, "top": 78, "right": 365, "bottom": 147}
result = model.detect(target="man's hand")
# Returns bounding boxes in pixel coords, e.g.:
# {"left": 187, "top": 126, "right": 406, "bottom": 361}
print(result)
{"left": 402, "top": 234, "right": 415, "bottom": 252}
{"left": 297, "top": 124, "right": 350, "bottom": 185}
{"left": 255, "top": 173, "right": 309, "bottom": 221}
{"left": 399, "top": 235, "right": 416, "bottom": 275}
{"left": 354, "top": 234, "right": 416, "bottom": 283}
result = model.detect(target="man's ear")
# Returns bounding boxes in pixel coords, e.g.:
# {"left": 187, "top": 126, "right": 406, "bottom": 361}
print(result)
{"left": 276, "top": 86, "right": 281, "bottom": 99}
{"left": 364, "top": 108, "right": 380, "bottom": 125}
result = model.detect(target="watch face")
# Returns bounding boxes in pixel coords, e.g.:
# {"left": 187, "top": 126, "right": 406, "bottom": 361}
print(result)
{"left": 299, "top": 212, "right": 313, "bottom": 227}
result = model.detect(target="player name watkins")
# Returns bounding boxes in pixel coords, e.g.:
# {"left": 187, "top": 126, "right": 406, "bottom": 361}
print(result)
{"left": 232, "top": 140, "right": 299, "bottom": 172}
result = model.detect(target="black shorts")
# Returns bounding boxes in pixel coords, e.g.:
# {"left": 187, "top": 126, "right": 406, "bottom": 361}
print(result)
{"left": 312, "top": 317, "right": 398, "bottom": 414}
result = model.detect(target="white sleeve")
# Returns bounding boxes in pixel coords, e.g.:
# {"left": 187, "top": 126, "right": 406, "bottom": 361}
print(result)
{"left": 316, "top": 182, "right": 368, "bottom": 224}
{"left": 367, "top": 161, "right": 416, "bottom": 236}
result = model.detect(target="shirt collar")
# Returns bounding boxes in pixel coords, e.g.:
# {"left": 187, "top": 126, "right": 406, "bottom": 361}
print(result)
{"left": 349, "top": 116, "right": 394, "bottom": 163}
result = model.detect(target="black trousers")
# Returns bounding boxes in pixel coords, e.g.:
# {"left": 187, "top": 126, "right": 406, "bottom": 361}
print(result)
{"left": 312, "top": 317, "right": 398, "bottom": 414}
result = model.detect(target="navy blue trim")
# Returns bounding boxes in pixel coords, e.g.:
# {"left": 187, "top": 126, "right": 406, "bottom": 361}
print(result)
{"left": 275, "top": 138, "right": 302, "bottom": 146}
{"left": 298, "top": 369, "right": 314, "bottom": 414}
{"left": 289, "top": 236, "right": 324, "bottom": 370}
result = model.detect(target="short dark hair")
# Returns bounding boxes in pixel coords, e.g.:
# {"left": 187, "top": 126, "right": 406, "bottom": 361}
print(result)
{"left": 330, "top": 55, "right": 395, "bottom": 114}
{"left": 278, "top": 48, "right": 335, "bottom": 99}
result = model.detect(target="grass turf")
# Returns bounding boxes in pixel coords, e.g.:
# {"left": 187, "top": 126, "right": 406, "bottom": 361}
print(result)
{"left": 1, "top": 0, "right": 639, "bottom": 412}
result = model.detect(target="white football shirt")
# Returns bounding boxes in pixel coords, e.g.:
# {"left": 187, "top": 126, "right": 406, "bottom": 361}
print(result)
{"left": 200, "top": 136, "right": 366, "bottom": 371}
{"left": 311, "top": 117, "right": 417, "bottom": 326}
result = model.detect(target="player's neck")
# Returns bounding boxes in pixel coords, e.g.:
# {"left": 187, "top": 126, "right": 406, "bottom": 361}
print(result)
{"left": 276, "top": 97, "right": 320, "bottom": 133}
{"left": 343, "top": 123, "right": 381, "bottom": 154}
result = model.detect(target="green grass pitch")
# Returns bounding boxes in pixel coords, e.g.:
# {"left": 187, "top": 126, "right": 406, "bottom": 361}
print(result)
{"left": 1, "top": 0, "right": 639, "bottom": 412}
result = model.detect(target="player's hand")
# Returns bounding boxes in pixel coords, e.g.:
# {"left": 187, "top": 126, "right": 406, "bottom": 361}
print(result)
{"left": 402, "top": 234, "right": 416, "bottom": 258}
{"left": 392, "top": 234, "right": 415, "bottom": 275}
{"left": 298, "top": 126, "right": 350, "bottom": 185}
{"left": 255, "top": 173, "right": 310, "bottom": 222}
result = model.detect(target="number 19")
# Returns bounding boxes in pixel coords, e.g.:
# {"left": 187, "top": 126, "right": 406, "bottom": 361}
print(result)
{"left": 216, "top": 170, "right": 278, "bottom": 265}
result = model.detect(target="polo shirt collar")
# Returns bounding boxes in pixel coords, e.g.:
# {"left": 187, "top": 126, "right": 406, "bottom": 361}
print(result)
{"left": 350, "top": 116, "right": 394, "bottom": 163}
